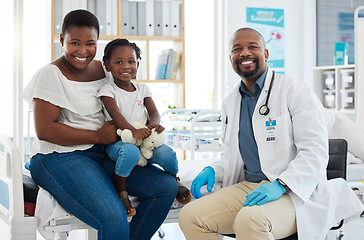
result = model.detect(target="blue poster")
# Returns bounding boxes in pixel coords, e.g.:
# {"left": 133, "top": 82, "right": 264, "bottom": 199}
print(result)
{"left": 246, "top": 8, "right": 285, "bottom": 73}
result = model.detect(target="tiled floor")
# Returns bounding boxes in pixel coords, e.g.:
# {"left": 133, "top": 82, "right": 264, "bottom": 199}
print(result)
{"left": 1, "top": 215, "right": 363, "bottom": 240}
{"left": 152, "top": 218, "right": 364, "bottom": 240}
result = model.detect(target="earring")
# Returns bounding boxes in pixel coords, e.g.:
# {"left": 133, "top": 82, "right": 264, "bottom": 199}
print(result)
{"left": 60, "top": 44, "right": 63, "bottom": 53}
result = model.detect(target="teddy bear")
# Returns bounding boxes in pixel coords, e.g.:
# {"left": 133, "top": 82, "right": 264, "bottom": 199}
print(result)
{"left": 116, "top": 122, "right": 165, "bottom": 167}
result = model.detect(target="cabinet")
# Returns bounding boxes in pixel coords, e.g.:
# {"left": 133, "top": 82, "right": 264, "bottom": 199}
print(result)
{"left": 51, "top": 0, "right": 185, "bottom": 108}
{"left": 312, "top": 65, "right": 356, "bottom": 121}
{"left": 161, "top": 109, "right": 223, "bottom": 160}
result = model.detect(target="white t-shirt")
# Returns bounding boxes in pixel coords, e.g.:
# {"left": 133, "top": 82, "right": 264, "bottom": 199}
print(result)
{"left": 97, "top": 80, "right": 152, "bottom": 124}
{"left": 23, "top": 63, "right": 110, "bottom": 157}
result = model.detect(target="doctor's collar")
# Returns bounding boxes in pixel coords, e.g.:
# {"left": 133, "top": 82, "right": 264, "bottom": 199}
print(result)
{"left": 239, "top": 68, "right": 268, "bottom": 96}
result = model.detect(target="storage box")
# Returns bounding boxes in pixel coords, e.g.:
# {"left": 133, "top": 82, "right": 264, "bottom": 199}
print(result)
{"left": 323, "top": 71, "right": 335, "bottom": 90}
{"left": 340, "top": 89, "right": 355, "bottom": 109}
{"left": 323, "top": 90, "right": 336, "bottom": 108}
{"left": 341, "top": 69, "right": 355, "bottom": 89}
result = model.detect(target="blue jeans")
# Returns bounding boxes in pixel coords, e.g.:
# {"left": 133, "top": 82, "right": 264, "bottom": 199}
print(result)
{"left": 106, "top": 141, "right": 179, "bottom": 177}
{"left": 29, "top": 144, "right": 178, "bottom": 240}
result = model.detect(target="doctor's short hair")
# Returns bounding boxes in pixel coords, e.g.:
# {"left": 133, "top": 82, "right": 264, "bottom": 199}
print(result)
{"left": 102, "top": 38, "right": 142, "bottom": 64}
{"left": 231, "top": 27, "right": 266, "bottom": 49}
{"left": 62, "top": 9, "right": 100, "bottom": 38}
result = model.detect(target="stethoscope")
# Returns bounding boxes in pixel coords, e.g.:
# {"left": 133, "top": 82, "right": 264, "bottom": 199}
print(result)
{"left": 259, "top": 71, "right": 275, "bottom": 116}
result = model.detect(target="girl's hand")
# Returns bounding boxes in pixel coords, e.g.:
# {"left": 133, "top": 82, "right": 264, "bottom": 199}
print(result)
{"left": 133, "top": 128, "right": 151, "bottom": 140}
{"left": 96, "top": 121, "right": 119, "bottom": 144}
{"left": 147, "top": 122, "right": 165, "bottom": 133}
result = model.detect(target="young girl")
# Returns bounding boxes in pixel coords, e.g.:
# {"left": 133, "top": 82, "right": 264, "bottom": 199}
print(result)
{"left": 98, "top": 38, "right": 191, "bottom": 216}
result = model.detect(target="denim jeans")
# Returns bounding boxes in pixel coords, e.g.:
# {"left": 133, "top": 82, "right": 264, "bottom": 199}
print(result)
{"left": 106, "top": 141, "right": 179, "bottom": 177}
{"left": 30, "top": 144, "right": 178, "bottom": 240}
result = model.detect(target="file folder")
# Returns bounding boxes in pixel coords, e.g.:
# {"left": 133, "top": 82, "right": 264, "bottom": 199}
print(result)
{"left": 129, "top": 0, "right": 138, "bottom": 35}
{"left": 137, "top": 1, "right": 146, "bottom": 35}
{"left": 62, "top": 0, "right": 73, "bottom": 18}
{"left": 162, "top": 1, "right": 171, "bottom": 36}
{"left": 154, "top": 1, "right": 163, "bottom": 36}
{"left": 106, "top": 0, "right": 118, "bottom": 35}
{"left": 54, "top": 0, "right": 63, "bottom": 33}
{"left": 170, "top": 1, "right": 181, "bottom": 37}
{"left": 165, "top": 49, "right": 175, "bottom": 79}
{"left": 87, "top": 0, "right": 96, "bottom": 14}
{"left": 95, "top": 0, "right": 107, "bottom": 35}
{"left": 122, "top": 0, "right": 130, "bottom": 35}
{"left": 146, "top": 0, "right": 154, "bottom": 36}
{"left": 171, "top": 52, "right": 181, "bottom": 79}
{"left": 155, "top": 50, "right": 168, "bottom": 79}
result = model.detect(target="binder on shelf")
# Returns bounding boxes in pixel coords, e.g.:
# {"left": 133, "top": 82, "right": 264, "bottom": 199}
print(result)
{"left": 137, "top": 1, "right": 146, "bottom": 35}
{"left": 154, "top": 1, "right": 163, "bottom": 36}
{"left": 129, "top": 0, "right": 138, "bottom": 35}
{"left": 62, "top": 0, "right": 73, "bottom": 18}
{"left": 162, "top": 1, "right": 171, "bottom": 36}
{"left": 121, "top": 0, "right": 129, "bottom": 35}
{"left": 165, "top": 49, "right": 175, "bottom": 79}
{"left": 106, "top": 0, "right": 118, "bottom": 35}
{"left": 94, "top": 0, "right": 107, "bottom": 35}
{"left": 170, "top": 1, "right": 181, "bottom": 37}
{"left": 78, "top": 0, "right": 88, "bottom": 9}
{"left": 171, "top": 52, "right": 181, "bottom": 79}
{"left": 155, "top": 50, "right": 169, "bottom": 79}
{"left": 145, "top": 0, "right": 154, "bottom": 36}
{"left": 54, "top": 0, "right": 63, "bottom": 32}
{"left": 334, "top": 42, "right": 348, "bottom": 65}
{"left": 87, "top": 0, "right": 96, "bottom": 14}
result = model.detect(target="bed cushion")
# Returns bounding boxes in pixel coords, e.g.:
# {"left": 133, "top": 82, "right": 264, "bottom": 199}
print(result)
{"left": 23, "top": 174, "right": 39, "bottom": 216}
{"left": 347, "top": 164, "right": 364, "bottom": 182}
{"left": 324, "top": 110, "right": 364, "bottom": 160}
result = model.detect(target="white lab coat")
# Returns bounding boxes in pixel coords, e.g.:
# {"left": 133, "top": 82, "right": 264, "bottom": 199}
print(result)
{"left": 212, "top": 69, "right": 364, "bottom": 240}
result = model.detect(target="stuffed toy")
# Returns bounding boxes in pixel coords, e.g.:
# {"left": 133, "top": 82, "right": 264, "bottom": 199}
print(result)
{"left": 116, "top": 122, "right": 165, "bottom": 167}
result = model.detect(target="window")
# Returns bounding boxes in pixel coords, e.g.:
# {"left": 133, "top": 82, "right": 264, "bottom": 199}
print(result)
{"left": 185, "top": 0, "right": 215, "bottom": 109}
{"left": 316, "top": 0, "right": 364, "bottom": 66}
{"left": 0, "top": 1, "right": 14, "bottom": 139}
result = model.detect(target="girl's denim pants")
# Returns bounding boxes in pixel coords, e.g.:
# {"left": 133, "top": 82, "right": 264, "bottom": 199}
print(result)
{"left": 106, "top": 141, "right": 179, "bottom": 177}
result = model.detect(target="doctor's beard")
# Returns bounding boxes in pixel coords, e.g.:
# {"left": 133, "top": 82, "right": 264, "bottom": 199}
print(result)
{"left": 236, "top": 58, "right": 260, "bottom": 79}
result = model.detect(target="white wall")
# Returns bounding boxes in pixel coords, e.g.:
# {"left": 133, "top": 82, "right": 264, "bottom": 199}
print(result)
{"left": 220, "top": 0, "right": 316, "bottom": 102}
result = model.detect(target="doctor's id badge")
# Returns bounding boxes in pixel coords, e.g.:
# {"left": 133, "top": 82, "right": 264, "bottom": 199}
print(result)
{"left": 265, "top": 119, "right": 276, "bottom": 142}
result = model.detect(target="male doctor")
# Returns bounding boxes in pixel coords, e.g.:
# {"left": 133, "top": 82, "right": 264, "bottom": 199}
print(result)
{"left": 178, "top": 27, "right": 364, "bottom": 240}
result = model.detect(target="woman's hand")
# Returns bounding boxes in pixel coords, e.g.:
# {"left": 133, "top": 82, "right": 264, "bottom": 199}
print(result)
{"left": 96, "top": 121, "right": 119, "bottom": 144}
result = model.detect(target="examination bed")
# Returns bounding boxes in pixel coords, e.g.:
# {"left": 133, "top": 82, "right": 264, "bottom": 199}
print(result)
{"left": 0, "top": 133, "right": 219, "bottom": 240}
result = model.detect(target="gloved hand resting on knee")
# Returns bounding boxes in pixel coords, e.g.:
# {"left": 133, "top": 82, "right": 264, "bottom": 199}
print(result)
{"left": 243, "top": 180, "right": 286, "bottom": 207}
{"left": 191, "top": 166, "right": 215, "bottom": 199}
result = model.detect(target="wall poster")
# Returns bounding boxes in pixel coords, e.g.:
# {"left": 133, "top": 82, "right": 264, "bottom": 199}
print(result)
{"left": 246, "top": 7, "right": 285, "bottom": 74}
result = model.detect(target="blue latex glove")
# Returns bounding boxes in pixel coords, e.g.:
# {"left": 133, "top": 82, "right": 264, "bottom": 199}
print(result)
{"left": 243, "top": 180, "right": 286, "bottom": 207}
{"left": 191, "top": 166, "right": 215, "bottom": 199}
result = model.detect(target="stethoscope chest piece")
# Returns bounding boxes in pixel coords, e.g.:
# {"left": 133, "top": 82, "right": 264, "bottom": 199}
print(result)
{"left": 259, "top": 105, "right": 270, "bottom": 115}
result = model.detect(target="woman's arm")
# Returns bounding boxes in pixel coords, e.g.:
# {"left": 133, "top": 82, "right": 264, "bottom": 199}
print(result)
{"left": 102, "top": 96, "right": 151, "bottom": 139}
{"left": 34, "top": 98, "right": 118, "bottom": 145}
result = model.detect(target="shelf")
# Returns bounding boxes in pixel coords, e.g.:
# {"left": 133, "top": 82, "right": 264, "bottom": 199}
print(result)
{"left": 312, "top": 64, "right": 356, "bottom": 121}
{"left": 51, "top": 0, "right": 186, "bottom": 108}
{"left": 53, "top": 34, "right": 184, "bottom": 41}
